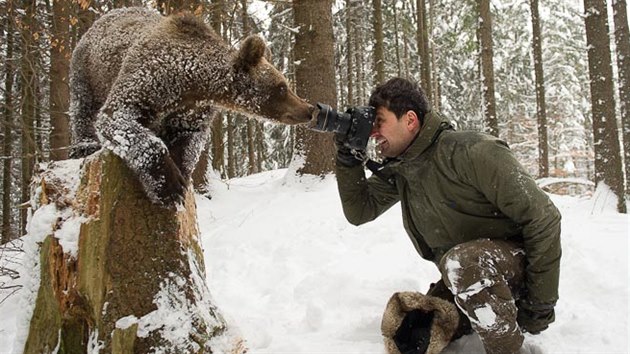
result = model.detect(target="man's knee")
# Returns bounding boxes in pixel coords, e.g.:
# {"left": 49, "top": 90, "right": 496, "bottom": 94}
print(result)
{"left": 439, "top": 238, "right": 524, "bottom": 296}
{"left": 439, "top": 239, "right": 497, "bottom": 295}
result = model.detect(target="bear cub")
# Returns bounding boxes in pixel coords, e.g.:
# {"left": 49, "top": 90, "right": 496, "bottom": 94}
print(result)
{"left": 69, "top": 7, "right": 314, "bottom": 206}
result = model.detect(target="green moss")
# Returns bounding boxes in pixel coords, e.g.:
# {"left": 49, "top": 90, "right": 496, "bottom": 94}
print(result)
{"left": 59, "top": 317, "right": 89, "bottom": 354}
{"left": 111, "top": 324, "right": 138, "bottom": 354}
{"left": 23, "top": 236, "right": 62, "bottom": 353}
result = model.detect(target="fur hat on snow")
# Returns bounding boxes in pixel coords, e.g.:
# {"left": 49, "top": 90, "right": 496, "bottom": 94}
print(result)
{"left": 381, "top": 291, "right": 460, "bottom": 354}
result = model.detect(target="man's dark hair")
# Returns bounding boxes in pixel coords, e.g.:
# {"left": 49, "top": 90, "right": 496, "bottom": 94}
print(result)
{"left": 369, "top": 77, "right": 431, "bottom": 125}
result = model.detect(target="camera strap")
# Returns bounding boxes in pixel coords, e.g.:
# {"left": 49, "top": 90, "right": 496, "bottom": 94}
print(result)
{"left": 365, "top": 159, "right": 396, "bottom": 186}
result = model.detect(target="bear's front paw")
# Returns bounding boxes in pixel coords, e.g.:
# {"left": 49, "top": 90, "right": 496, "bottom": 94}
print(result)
{"left": 70, "top": 141, "right": 101, "bottom": 158}
{"left": 149, "top": 156, "right": 188, "bottom": 208}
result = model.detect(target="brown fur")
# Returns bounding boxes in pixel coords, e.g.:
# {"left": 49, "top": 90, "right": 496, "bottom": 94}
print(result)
{"left": 68, "top": 7, "right": 313, "bottom": 205}
{"left": 381, "top": 292, "right": 460, "bottom": 354}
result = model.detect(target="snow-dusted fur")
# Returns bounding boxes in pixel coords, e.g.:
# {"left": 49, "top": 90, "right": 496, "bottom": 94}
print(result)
{"left": 381, "top": 292, "right": 460, "bottom": 354}
{"left": 69, "top": 7, "right": 313, "bottom": 206}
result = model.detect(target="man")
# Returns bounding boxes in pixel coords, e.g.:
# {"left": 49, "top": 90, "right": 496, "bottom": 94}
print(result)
{"left": 335, "top": 78, "right": 561, "bottom": 354}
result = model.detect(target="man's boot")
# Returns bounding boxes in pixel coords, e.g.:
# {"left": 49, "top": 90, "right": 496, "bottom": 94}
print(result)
{"left": 426, "top": 280, "right": 473, "bottom": 340}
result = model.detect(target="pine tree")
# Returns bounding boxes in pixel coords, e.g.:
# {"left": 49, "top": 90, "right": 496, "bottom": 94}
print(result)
{"left": 292, "top": 0, "right": 336, "bottom": 175}
{"left": 478, "top": 0, "right": 499, "bottom": 137}
{"left": 583, "top": 0, "right": 627, "bottom": 212}
{"left": 530, "top": 0, "right": 549, "bottom": 177}
{"left": 49, "top": 0, "right": 71, "bottom": 161}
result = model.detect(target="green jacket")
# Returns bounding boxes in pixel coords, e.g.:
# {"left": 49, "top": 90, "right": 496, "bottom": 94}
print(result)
{"left": 336, "top": 111, "right": 561, "bottom": 305}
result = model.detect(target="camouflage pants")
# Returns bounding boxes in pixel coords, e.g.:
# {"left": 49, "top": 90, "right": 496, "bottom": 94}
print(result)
{"left": 438, "top": 238, "right": 526, "bottom": 354}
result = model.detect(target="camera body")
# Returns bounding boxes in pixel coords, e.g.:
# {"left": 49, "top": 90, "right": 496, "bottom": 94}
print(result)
{"left": 312, "top": 103, "right": 376, "bottom": 150}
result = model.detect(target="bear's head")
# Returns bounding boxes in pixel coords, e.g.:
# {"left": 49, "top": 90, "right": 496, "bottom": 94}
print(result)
{"left": 230, "top": 35, "right": 314, "bottom": 125}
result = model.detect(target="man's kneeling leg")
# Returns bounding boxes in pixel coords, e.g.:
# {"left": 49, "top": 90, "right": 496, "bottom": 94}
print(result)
{"left": 439, "top": 239, "right": 526, "bottom": 354}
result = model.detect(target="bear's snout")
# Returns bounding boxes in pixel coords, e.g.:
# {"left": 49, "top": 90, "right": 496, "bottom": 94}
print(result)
{"left": 295, "top": 102, "right": 316, "bottom": 124}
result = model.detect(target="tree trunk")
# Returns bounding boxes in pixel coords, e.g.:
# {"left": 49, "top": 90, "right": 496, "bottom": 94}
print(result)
{"left": 255, "top": 123, "right": 264, "bottom": 172}
{"left": 23, "top": 151, "right": 245, "bottom": 353}
{"left": 346, "top": 0, "right": 355, "bottom": 106}
{"left": 354, "top": 15, "right": 366, "bottom": 101}
{"left": 157, "top": 0, "right": 203, "bottom": 15}
{"left": 583, "top": 0, "right": 627, "bottom": 213}
{"left": 417, "top": 0, "right": 432, "bottom": 102}
{"left": 209, "top": 0, "right": 225, "bottom": 178}
{"left": 209, "top": 115, "right": 224, "bottom": 178}
{"left": 209, "top": 0, "right": 224, "bottom": 34}
{"left": 393, "top": 4, "right": 402, "bottom": 77}
{"left": 75, "top": 0, "right": 95, "bottom": 41}
{"left": 429, "top": 0, "right": 440, "bottom": 109}
{"left": 2, "top": 0, "right": 15, "bottom": 244}
{"left": 478, "top": 0, "right": 499, "bottom": 137}
{"left": 292, "top": 0, "right": 336, "bottom": 175}
{"left": 241, "top": 0, "right": 258, "bottom": 175}
{"left": 227, "top": 114, "right": 236, "bottom": 178}
{"left": 20, "top": 0, "right": 39, "bottom": 235}
{"left": 530, "top": 0, "right": 549, "bottom": 177}
{"left": 246, "top": 119, "right": 257, "bottom": 174}
{"left": 192, "top": 142, "right": 211, "bottom": 194}
{"left": 611, "top": 0, "right": 630, "bottom": 194}
{"left": 373, "top": 0, "right": 385, "bottom": 85}
{"left": 50, "top": 0, "right": 71, "bottom": 161}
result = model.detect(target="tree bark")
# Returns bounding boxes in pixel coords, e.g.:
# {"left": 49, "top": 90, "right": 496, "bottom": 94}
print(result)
{"left": 75, "top": 0, "right": 95, "bottom": 41}
{"left": 50, "top": 0, "right": 71, "bottom": 161}
{"left": 583, "top": 0, "right": 627, "bottom": 213}
{"left": 227, "top": 114, "right": 236, "bottom": 178}
{"left": 393, "top": 4, "right": 402, "bottom": 77}
{"left": 192, "top": 142, "right": 211, "bottom": 194}
{"left": 256, "top": 124, "right": 264, "bottom": 172}
{"left": 530, "top": 0, "right": 549, "bottom": 177}
{"left": 611, "top": 0, "right": 630, "bottom": 194}
{"left": 246, "top": 119, "right": 257, "bottom": 174}
{"left": 373, "top": 0, "right": 385, "bottom": 85}
{"left": 478, "top": 0, "right": 499, "bottom": 137}
{"left": 241, "top": 0, "right": 258, "bottom": 175}
{"left": 429, "top": 0, "right": 440, "bottom": 109}
{"left": 2, "top": 0, "right": 15, "bottom": 244}
{"left": 417, "top": 0, "right": 432, "bottom": 102}
{"left": 292, "top": 0, "right": 337, "bottom": 175}
{"left": 209, "top": 0, "right": 225, "bottom": 178}
{"left": 346, "top": 0, "right": 355, "bottom": 106}
{"left": 157, "top": 0, "right": 203, "bottom": 15}
{"left": 23, "top": 151, "right": 245, "bottom": 353}
{"left": 20, "top": 0, "right": 39, "bottom": 235}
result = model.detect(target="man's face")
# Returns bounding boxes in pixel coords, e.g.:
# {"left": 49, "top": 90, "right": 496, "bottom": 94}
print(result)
{"left": 371, "top": 107, "right": 420, "bottom": 158}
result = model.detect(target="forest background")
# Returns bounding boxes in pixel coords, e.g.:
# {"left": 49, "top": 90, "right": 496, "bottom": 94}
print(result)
{"left": 0, "top": 0, "right": 629, "bottom": 247}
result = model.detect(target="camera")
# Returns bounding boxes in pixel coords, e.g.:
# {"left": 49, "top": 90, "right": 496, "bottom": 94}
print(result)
{"left": 312, "top": 103, "right": 376, "bottom": 150}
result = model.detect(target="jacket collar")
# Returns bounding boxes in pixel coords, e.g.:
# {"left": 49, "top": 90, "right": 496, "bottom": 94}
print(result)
{"left": 396, "top": 111, "right": 450, "bottom": 162}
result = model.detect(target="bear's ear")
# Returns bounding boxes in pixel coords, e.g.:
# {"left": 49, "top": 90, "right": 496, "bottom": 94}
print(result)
{"left": 235, "top": 35, "right": 267, "bottom": 71}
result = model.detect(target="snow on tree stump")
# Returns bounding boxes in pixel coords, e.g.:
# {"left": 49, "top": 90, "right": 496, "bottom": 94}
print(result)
{"left": 23, "top": 150, "right": 245, "bottom": 353}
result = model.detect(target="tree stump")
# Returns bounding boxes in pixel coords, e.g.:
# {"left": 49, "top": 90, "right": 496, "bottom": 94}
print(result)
{"left": 23, "top": 150, "right": 245, "bottom": 353}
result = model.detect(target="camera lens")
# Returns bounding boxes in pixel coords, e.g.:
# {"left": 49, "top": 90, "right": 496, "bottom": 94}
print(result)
{"left": 314, "top": 103, "right": 352, "bottom": 135}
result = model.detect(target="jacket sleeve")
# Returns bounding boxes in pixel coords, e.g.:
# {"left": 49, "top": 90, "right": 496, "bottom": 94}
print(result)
{"left": 335, "top": 161, "right": 400, "bottom": 226}
{"left": 461, "top": 139, "right": 562, "bottom": 305}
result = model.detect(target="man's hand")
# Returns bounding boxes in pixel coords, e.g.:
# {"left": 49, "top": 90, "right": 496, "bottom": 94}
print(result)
{"left": 517, "top": 299, "right": 555, "bottom": 334}
{"left": 335, "top": 133, "right": 363, "bottom": 167}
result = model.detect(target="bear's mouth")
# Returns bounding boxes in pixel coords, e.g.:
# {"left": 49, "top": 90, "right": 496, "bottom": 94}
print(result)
{"left": 281, "top": 106, "right": 316, "bottom": 125}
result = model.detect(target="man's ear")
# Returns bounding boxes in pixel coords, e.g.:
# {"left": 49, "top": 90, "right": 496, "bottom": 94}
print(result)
{"left": 406, "top": 110, "right": 420, "bottom": 132}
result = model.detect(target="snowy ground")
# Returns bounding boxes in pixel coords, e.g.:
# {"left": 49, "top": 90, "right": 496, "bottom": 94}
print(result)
{"left": 1, "top": 168, "right": 628, "bottom": 353}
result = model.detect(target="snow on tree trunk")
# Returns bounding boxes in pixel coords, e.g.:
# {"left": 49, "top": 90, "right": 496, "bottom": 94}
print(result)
{"left": 23, "top": 150, "right": 245, "bottom": 353}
